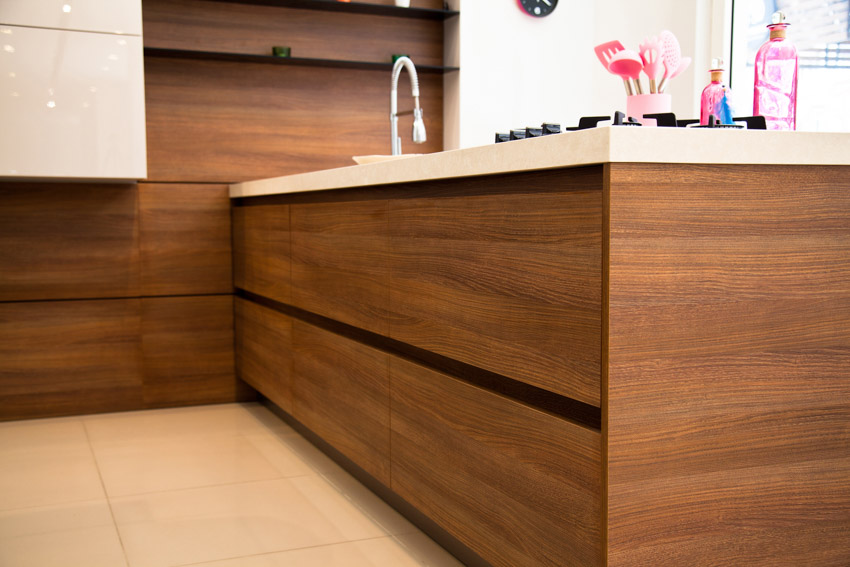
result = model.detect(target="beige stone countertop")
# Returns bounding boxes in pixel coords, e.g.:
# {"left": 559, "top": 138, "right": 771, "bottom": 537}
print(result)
{"left": 230, "top": 127, "right": 850, "bottom": 199}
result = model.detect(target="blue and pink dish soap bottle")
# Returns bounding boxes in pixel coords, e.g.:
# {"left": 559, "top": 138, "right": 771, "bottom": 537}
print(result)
{"left": 753, "top": 11, "right": 798, "bottom": 130}
{"left": 700, "top": 59, "right": 734, "bottom": 125}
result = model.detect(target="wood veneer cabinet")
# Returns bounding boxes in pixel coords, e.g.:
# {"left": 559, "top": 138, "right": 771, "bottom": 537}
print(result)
{"left": 232, "top": 162, "right": 850, "bottom": 566}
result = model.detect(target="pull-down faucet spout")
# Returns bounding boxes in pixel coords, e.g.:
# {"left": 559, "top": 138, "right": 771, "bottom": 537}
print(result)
{"left": 390, "top": 56, "right": 426, "bottom": 156}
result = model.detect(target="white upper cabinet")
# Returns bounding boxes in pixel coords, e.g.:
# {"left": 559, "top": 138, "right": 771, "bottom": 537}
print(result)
{"left": 0, "top": 0, "right": 145, "bottom": 181}
{"left": 0, "top": 0, "right": 142, "bottom": 36}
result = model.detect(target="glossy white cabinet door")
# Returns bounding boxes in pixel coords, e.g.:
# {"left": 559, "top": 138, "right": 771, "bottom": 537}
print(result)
{"left": 0, "top": 25, "right": 147, "bottom": 180}
{"left": 0, "top": 0, "right": 142, "bottom": 36}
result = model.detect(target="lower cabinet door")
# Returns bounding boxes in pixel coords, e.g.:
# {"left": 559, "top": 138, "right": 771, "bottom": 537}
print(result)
{"left": 292, "top": 320, "right": 391, "bottom": 486}
{"left": 390, "top": 356, "right": 602, "bottom": 567}
{"left": 234, "top": 297, "right": 293, "bottom": 414}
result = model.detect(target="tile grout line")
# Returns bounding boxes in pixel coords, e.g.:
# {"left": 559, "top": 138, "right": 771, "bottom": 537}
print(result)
{"left": 81, "top": 420, "right": 132, "bottom": 567}
{"left": 170, "top": 534, "right": 398, "bottom": 567}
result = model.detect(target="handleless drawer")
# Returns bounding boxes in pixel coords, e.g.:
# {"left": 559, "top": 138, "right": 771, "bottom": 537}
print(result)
{"left": 388, "top": 182, "right": 602, "bottom": 406}
{"left": 234, "top": 297, "right": 293, "bottom": 414}
{"left": 233, "top": 204, "right": 290, "bottom": 304}
{"left": 290, "top": 200, "right": 389, "bottom": 336}
{"left": 390, "top": 356, "right": 602, "bottom": 567}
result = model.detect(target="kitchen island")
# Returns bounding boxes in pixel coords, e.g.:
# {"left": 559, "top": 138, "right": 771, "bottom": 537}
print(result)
{"left": 230, "top": 128, "right": 850, "bottom": 567}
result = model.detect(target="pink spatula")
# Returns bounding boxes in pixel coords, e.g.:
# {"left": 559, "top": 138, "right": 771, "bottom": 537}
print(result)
{"left": 608, "top": 50, "right": 644, "bottom": 95}
{"left": 594, "top": 40, "right": 631, "bottom": 94}
{"left": 639, "top": 36, "right": 664, "bottom": 93}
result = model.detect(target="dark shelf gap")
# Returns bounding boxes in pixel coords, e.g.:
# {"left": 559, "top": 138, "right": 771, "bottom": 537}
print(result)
{"left": 144, "top": 47, "right": 458, "bottom": 73}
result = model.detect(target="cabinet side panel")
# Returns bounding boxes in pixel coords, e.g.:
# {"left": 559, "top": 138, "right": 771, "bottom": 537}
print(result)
{"left": 605, "top": 164, "right": 850, "bottom": 566}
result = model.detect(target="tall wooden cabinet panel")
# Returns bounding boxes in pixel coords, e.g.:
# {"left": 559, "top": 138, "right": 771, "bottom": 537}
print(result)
{"left": 390, "top": 356, "right": 601, "bottom": 567}
{"left": 0, "top": 299, "right": 144, "bottom": 420}
{"left": 144, "top": 58, "right": 444, "bottom": 183}
{"left": 388, "top": 183, "right": 602, "bottom": 406}
{"left": 232, "top": 204, "right": 290, "bottom": 304}
{"left": 0, "top": 183, "right": 140, "bottom": 302}
{"left": 605, "top": 164, "right": 850, "bottom": 566}
{"left": 290, "top": 200, "right": 389, "bottom": 336}
{"left": 234, "top": 297, "right": 294, "bottom": 415}
{"left": 292, "top": 320, "right": 391, "bottom": 486}
{"left": 140, "top": 183, "right": 233, "bottom": 296}
{"left": 143, "top": 0, "right": 445, "bottom": 67}
{"left": 141, "top": 295, "right": 245, "bottom": 408}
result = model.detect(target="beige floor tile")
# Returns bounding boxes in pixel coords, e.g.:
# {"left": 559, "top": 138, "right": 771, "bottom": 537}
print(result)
{"left": 83, "top": 403, "right": 273, "bottom": 445}
{"left": 0, "top": 500, "right": 127, "bottom": 567}
{"left": 111, "top": 478, "right": 388, "bottom": 567}
{"left": 0, "top": 440, "right": 105, "bottom": 510}
{"left": 91, "top": 434, "right": 285, "bottom": 497}
{"left": 243, "top": 432, "right": 328, "bottom": 479}
{"left": 316, "top": 468, "right": 419, "bottom": 536}
{"left": 184, "top": 536, "right": 464, "bottom": 567}
{"left": 392, "top": 532, "right": 467, "bottom": 567}
{"left": 0, "top": 417, "right": 88, "bottom": 452}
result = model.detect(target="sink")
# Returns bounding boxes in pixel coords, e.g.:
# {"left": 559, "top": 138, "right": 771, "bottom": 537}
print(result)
{"left": 352, "top": 154, "right": 421, "bottom": 165}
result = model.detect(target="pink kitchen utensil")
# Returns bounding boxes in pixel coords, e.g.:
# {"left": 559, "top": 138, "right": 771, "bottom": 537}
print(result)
{"left": 594, "top": 40, "right": 631, "bottom": 94}
{"left": 658, "top": 56, "right": 691, "bottom": 93}
{"left": 608, "top": 49, "right": 644, "bottom": 95}
{"left": 668, "top": 56, "right": 691, "bottom": 80}
{"left": 657, "top": 30, "right": 681, "bottom": 92}
{"left": 639, "top": 36, "right": 664, "bottom": 94}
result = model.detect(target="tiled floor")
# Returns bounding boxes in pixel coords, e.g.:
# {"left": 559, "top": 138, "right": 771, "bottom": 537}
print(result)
{"left": 0, "top": 403, "right": 464, "bottom": 567}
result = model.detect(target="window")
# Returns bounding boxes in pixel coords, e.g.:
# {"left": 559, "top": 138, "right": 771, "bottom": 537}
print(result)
{"left": 730, "top": 0, "right": 850, "bottom": 131}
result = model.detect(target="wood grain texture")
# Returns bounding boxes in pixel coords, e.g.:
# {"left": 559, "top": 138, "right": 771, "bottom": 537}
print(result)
{"left": 388, "top": 180, "right": 602, "bottom": 406}
{"left": 292, "top": 319, "right": 391, "bottom": 486}
{"left": 0, "top": 299, "right": 143, "bottom": 420}
{"left": 144, "top": 57, "right": 444, "bottom": 183}
{"left": 140, "top": 183, "right": 233, "bottom": 296}
{"left": 291, "top": 199, "right": 389, "bottom": 335}
{"left": 234, "top": 296, "right": 293, "bottom": 414}
{"left": 0, "top": 183, "right": 139, "bottom": 301}
{"left": 390, "top": 356, "right": 601, "bottom": 567}
{"left": 143, "top": 0, "right": 445, "bottom": 67}
{"left": 233, "top": 204, "right": 290, "bottom": 304}
{"left": 605, "top": 163, "right": 850, "bottom": 566}
{"left": 142, "top": 295, "right": 249, "bottom": 408}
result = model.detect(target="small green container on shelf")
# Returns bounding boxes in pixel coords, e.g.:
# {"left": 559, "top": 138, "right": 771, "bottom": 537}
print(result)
{"left": 272, "top": 46, "right": 291, "bottom": 58}
{"left": 392, "top": 54, "right": 409, "bottom": 63}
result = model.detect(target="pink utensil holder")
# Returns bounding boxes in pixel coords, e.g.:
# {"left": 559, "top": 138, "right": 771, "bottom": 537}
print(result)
{"left": 626, "top": 94, "right": 671, "bottom": 126}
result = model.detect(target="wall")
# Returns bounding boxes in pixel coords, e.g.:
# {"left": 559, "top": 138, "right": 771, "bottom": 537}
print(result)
{"left": 446, "top": 0, "right": 726, "bottom": 149}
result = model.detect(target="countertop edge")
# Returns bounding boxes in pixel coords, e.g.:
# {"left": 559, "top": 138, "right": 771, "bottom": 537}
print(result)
{"left": 230, "top": 128, "right": 850, "bottom": 199}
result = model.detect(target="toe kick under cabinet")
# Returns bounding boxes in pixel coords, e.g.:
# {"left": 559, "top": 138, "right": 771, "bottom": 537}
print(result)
{"left": 231, "top": 159, "right": 850, "bottom": 567}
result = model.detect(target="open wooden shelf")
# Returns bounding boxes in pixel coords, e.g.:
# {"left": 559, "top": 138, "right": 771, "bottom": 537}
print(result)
{"left": 201, "top": 0, "right": 458, "bottom": 20}
{"left": 144, "top": 47, "right": 459, "bottom": 73}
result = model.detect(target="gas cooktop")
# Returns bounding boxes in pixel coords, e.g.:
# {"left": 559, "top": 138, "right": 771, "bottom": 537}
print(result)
{"left": 495, "top": 111, "right": 768, "bottom": 143}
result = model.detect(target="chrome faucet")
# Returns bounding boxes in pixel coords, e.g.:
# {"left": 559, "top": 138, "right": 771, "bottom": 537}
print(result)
{"left": 390, "top": 56, "right": 426, "bottom": 156}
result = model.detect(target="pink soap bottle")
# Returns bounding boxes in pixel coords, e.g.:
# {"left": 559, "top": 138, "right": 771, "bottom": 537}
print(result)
{"left": 753, "top": 11, "right": 798, "bottom": 130}
{"left": 700, "top": 59, "right": 733, "bottom": 125}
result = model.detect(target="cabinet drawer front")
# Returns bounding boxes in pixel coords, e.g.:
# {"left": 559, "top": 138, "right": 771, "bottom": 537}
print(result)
{"left": 390, "top": 357, "right": 602, "bottom": 567}
{"left": 233, "top": 204, "right": 290, "bottom": 304}
{"left": 234, "top": 297, "right": 293, "bottom": 414}
{"left": 291, "top": 200, "right": 389, "bottom": 336}
{"left": 293, "top": 320, "right": 390, "bottom": 486}
{"left": 389, "top": 188, "right": 602, "bottom": 406}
